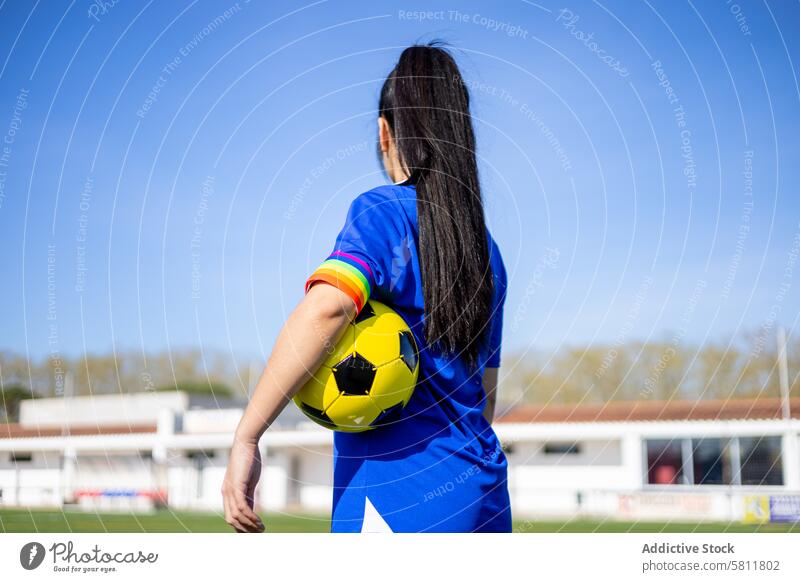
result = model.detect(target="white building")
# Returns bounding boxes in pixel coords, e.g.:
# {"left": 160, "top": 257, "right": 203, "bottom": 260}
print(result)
{"left": 1, "top": 392, "right": 799, "bottom": 524}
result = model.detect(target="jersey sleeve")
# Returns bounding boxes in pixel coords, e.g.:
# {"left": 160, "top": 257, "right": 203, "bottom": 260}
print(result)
{"left": 485, "top": 247, "right": 507, "bottom": 368}
{"left": 305, "top": 190, "right": 397, "bottom": 314}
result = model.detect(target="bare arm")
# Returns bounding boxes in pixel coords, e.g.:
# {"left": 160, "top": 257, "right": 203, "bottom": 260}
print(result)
{"left": 222, "top": 283, "right": 355, "bottom": 532}
{"left": 482, "top": 367, "right": 499, "bottom": 424}
{"left": 234, "top": 283, "right": 356, "bottom": 442}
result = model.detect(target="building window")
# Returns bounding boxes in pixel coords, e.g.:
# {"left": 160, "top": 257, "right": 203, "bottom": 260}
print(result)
{"left": 739, "top": 436, "right": 783, "bottom": 486}
{"left": 646, "top": 439, "right": 684, "bottom": 485}
{"left": 645, "top": 436, "right": 785, "bottom": 487}
{"left": 692, "top": 438, "right": 732, "bottom": 485}
{"left": 543, "top": 442, "right": 580, "bottom": 455}
{"left": 11, "top": 452, "right": 33, "bottom": 463}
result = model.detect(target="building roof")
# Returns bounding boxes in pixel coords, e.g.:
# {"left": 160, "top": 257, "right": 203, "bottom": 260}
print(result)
{"left": 0, "top": 423, "right": 157, "bottom": 439}
{"left": 496, "top": 397, "right": 800, "bottom": 424}
{"left": 2, "top": 397, "right": 798, "bottom": 439}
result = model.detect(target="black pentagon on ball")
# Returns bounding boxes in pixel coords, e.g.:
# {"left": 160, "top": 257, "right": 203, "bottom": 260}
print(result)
{"left": 398, "top": 330, "right": 418, "bottom": 372}
{"left": 299, "top": 402, "right": 337, "bottom": 429}
{"left": 333, "top": 353, "right": 376, "bottom": 395}
{"left": 373, "top": 402, "right": 405, "bottom": 426}
{"left": 353, "top": 302, "right": 376, "bottom": 324}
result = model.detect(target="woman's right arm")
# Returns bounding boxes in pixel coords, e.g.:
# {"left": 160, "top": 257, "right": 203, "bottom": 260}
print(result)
{"left": 222, "top": 283, "right": 356, "bottom": 532}
{"left": 233, "top": 283, "right": 355, "bottom": 442}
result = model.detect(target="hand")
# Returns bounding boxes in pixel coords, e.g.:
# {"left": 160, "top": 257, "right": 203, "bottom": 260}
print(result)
{"left": 222, "top": 435, "right": 265, "bottom": 533}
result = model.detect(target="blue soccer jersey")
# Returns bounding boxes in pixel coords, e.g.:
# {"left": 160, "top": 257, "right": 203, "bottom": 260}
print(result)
{"left": 305, "top": 183, "right": 511, "bottom": 533}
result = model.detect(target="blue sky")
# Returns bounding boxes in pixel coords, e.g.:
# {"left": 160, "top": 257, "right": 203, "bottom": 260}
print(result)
{"left": 0, "top": 0, "right": 798, "bottom": 364}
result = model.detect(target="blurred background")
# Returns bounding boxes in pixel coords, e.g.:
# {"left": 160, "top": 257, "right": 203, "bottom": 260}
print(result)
{"left": 1, "top": 0, "right": 799, "bottom": 531}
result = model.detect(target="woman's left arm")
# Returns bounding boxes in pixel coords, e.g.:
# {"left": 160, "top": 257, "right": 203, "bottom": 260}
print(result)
{"left": 482, "top": 367, "right": 499, "bottom": 424}
{"left": 222, "top": 283, "right": 355, "bottom": 532}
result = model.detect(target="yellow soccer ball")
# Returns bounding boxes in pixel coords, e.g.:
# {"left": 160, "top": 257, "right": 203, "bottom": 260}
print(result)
{"left": 293, "top": 300, "right": 419, "bottom": 432}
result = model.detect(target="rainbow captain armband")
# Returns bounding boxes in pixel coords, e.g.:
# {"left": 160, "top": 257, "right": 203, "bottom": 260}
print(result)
{"left": 305, "top": 250, "right": 374, "bottom": 313}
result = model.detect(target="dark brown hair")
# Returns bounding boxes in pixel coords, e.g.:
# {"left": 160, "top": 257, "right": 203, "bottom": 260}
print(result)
{"left": 379, "top": 43, "right": 493, "bottom": 367}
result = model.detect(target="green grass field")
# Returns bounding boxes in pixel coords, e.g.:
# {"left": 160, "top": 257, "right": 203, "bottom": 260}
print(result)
{"left": 1, "top": 508, "right": 797, "bottom": 533}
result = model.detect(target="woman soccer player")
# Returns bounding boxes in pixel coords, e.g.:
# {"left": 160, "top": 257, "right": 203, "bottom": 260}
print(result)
{"left": 223, "top": 43, "right": 510, "bottom": 533}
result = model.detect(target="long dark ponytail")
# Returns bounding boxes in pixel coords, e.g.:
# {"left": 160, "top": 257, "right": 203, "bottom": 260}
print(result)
{"left": 379, "top": 43, "right": 494, "bottom": 368}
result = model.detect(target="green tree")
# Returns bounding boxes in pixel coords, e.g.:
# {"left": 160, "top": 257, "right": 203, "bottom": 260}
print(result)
{"left": 155, "top": 380, "right": 234, "bottom": 398}
{"left": 0, "top": 384, "right": 35, "bottom": 422}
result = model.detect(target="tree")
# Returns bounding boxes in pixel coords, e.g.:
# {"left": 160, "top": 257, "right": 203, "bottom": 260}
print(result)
{"left": 0, "top": 384, "right": 35, "bottom": 422}
{"left": 155, "top": 380, "right": 234, "bottom": 398}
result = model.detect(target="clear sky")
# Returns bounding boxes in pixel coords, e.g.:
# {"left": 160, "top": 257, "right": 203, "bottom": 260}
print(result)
{"left": 0, "top": 0, "right": 798, "bottom": 365}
